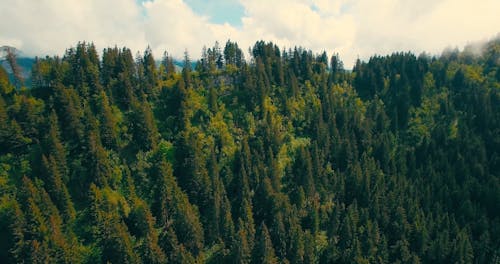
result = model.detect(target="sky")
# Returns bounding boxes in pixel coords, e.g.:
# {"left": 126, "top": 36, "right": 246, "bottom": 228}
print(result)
{"left": 1, "top": 0, "right": 499, "bottom": 68}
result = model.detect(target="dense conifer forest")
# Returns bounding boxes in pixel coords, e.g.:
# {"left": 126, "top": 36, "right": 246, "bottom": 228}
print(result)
{"left": 0, "top": 38, "right": 499, "bottom": 263}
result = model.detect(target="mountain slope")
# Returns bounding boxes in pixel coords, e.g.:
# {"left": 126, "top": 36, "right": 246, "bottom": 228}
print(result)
{"left": 0, "top": 39, "right": 498, "bottom": 263}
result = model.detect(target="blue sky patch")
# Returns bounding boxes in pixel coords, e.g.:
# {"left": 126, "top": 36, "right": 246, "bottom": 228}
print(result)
{"left": 183, "top": 0, "right": 244, "bottom": 27}
{"left": 137, "top": 0, "right": 244, "bottom": 26}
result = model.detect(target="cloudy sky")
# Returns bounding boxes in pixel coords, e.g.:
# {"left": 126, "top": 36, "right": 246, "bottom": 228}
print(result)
{"left": 1, "top": 0, "right": 499, "bottom": 68}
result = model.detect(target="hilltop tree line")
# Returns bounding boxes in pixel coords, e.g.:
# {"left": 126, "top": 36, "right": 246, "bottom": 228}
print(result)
{"left": 0, "top": 38, "right": 499, "bottom": 263}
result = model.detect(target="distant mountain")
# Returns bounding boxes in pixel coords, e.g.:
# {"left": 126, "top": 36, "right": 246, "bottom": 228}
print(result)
{"left": 0, "top": 46, "right": 35, "bottom": 87}
{"left": 172, "top": 59, "right": 197, "bottom": 70}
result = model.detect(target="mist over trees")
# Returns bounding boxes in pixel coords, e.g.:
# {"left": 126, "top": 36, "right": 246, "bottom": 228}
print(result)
{"left": 0, "top": 38, "right": 499, "bottom": 263}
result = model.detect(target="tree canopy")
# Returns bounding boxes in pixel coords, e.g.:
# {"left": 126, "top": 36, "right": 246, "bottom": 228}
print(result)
{"left": 0, "top": 38, "right": 499, "bottom": 263}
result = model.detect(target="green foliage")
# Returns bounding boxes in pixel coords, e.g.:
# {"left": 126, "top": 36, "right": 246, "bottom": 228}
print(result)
{"left": 252, "top": 223, "right": 278, "bottom": 264}
{"left": 0, "top": 38, "right": 499, "bottom": 263}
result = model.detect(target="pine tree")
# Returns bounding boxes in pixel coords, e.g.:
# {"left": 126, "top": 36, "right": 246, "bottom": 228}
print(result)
{"left": 232, "top": 218, "right": 252, "bottom": 264}
{"left": 95, "top": 91, "right": 119, "bottom": 149}
{"left": 252, "top": 222, "right": 278, "bottom": 264}
{"left": 89, "top": 184, "right": 140, "bottom": 264}
{"left": 127, "top": 99, "right": 159, "bottom": 151}
{"left": 0, "top": 95, "right": 31, "bottom": 154}
{"left": 153, "top": 159, "right": 204, "bottom": 256}
{"left": 128, "top": 200, "right": 167, "bottom": 264}
{"left": 86, "top": 130, "right": 112, "bottom": 187}
{"left": 40, "top": 155, "right": 75, "bottom": 222}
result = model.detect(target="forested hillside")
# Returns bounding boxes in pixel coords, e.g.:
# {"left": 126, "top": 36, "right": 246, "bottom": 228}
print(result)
{"left": 0, "top": 38, "right": 499, "bottom": 263}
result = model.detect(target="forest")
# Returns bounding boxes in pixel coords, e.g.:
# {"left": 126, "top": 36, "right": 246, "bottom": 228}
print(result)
{"left": 0, "top": 38, "right": 499, "bottom": 263}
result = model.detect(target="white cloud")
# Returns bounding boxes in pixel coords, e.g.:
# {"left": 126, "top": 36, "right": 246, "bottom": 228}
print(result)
{"left": 0, "top": 0, "right": 145, "bottom": 57}
{"left": 142, "top": 0, "right": 243, "bottom": 59}
{"left": 239, "top": 0, "right": 356, "bottom": 47}
{"left": 0, "top": 0, "right": 499, "bottom": 68}
{"left": 347, "top": 0, "right": 500, "bottom": 63}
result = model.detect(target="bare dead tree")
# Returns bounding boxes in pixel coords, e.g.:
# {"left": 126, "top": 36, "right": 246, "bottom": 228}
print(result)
{"left": 3, "top": 47, "right": 24, "bottom": 88}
